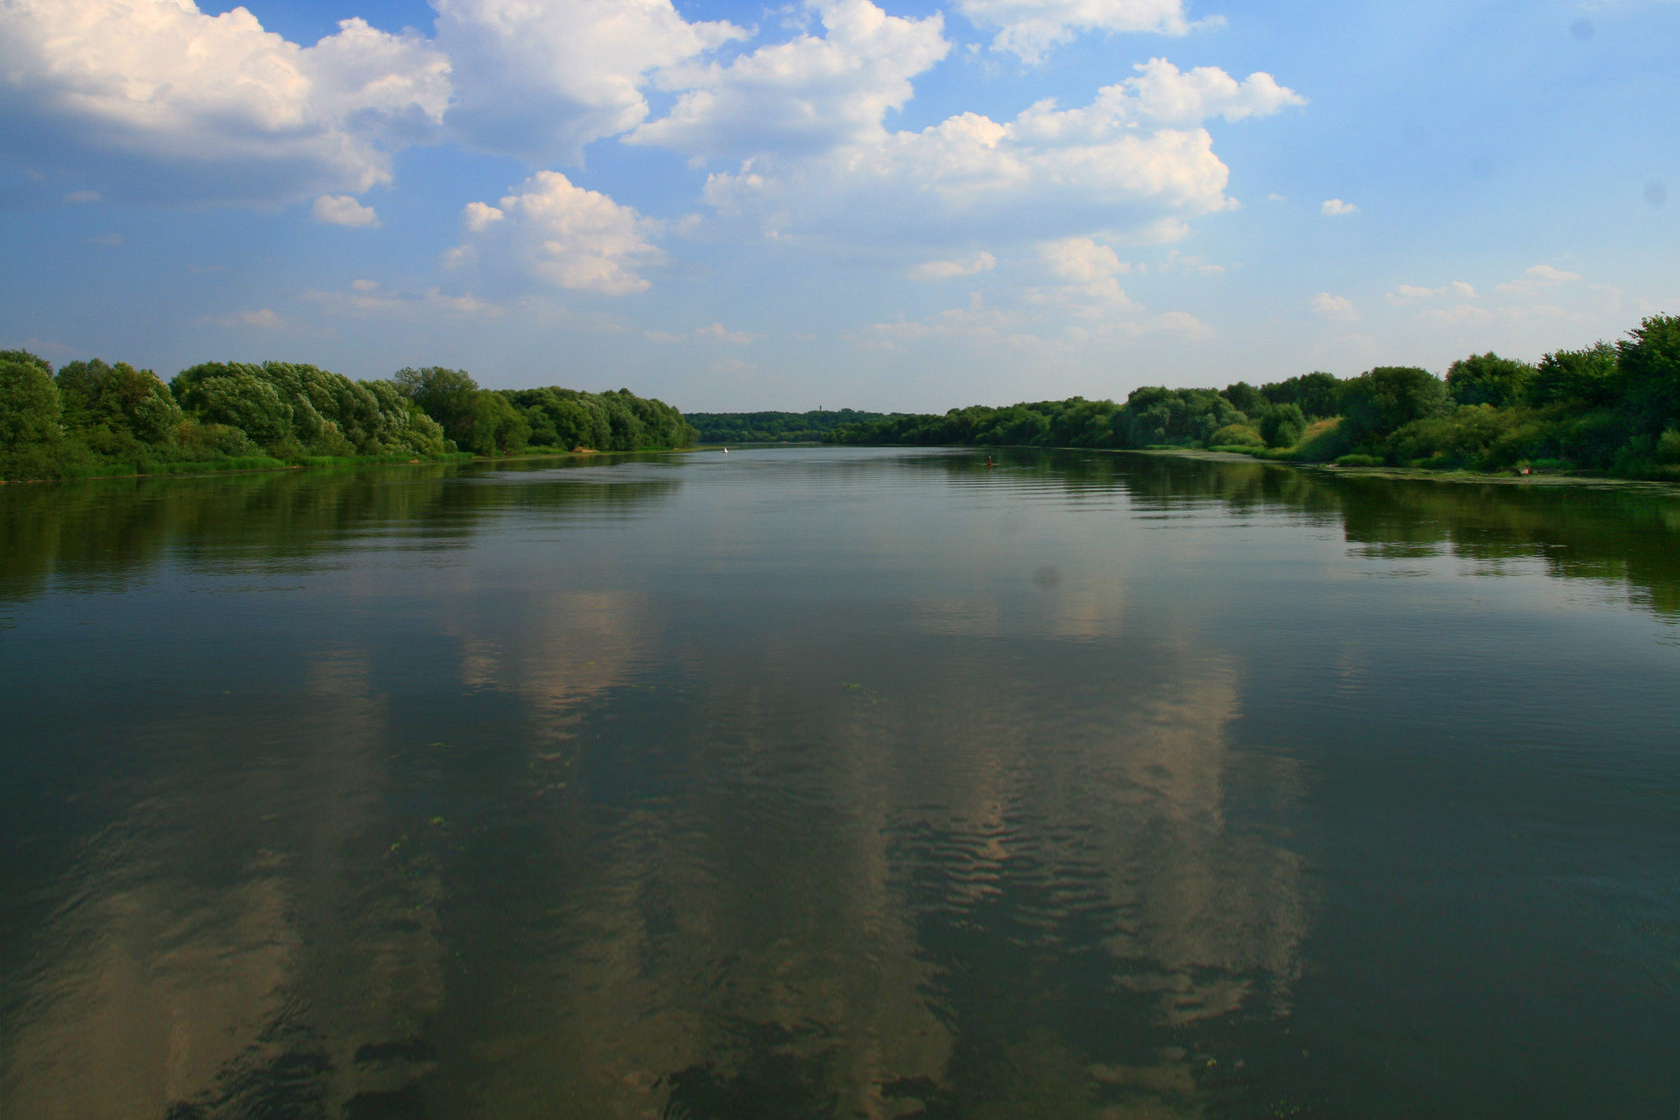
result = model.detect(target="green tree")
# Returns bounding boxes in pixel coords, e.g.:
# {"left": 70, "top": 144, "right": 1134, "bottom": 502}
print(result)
{"left": 1530, "top": 343, "right": 1620, "bottom": 408}
{"left": 1445, "top": 351, "right": 1535, "bottom": 408}
{"left": 0, "top": 351, "right": 67, "bottom": 479}
{"left": 173, "top": 362, "right": 296, "bottom": 448}
{"left": 360, "top": 379, "right": 449, "bottom": 456}
{"left": 393, "top": 366, "right": 480, "bottom": 449}
{"left": 1617, "top": 314, "right": 1680, "bottom": 426}
{"left": 1260, "top": 402, "right": 1306, "bottom": 448}
{"left": 1222, "top": 380, "right": 1266, "bottom": 415}
{"left": 465, "top": 391, "right": 530, "bottom": 455}
{"left": 1, "top": 350, "right": 62, "bottom": 446}
{"left": 1339, "top": 366, "right": 1451, "bottom": 443}
{"left": 58, "top": 359, "right": 183, "bottom": 446}
{"left": 1261, "top": 371, "right": 1342, "bottom": 418}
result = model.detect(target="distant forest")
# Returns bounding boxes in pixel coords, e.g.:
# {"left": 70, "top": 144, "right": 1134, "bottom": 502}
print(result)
{"left": 828, "top": 314, "right": 1680, "bottom": 481}
{"left": 686, "top": 409, "right": 893, "bottom": 444}
{"left": 0, "top": 355, "right": 695, "bottom": 481}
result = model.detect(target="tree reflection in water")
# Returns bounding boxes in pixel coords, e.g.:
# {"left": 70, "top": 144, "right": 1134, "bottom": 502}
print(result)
{"left": 2, "top": 449, "right": 1675, "bottom": 1118}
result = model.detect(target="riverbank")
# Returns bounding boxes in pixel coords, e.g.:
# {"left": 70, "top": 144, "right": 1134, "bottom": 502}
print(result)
{"left": 0, "top": 452, "right": 480, "bottom": 485}
{"left": 1139, "top": 446, "right": 1680, "bottom": 493}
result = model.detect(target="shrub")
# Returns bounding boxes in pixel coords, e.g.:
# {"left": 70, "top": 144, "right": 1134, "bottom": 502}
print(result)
{"left": 1389, "top": 404, "right": 1519, "bottom": 470}
{"left": 1260, "top": 403, "right": 1306, "bottom": 448}
{"left": 1293, "top": 417, "right": 1355, "bottom": 462}
{"left": 1209, "top": 423, "right": 1263, "bottom": 447}
{"left": 1554, "top": 410, "right": 1631, "bottom": 469}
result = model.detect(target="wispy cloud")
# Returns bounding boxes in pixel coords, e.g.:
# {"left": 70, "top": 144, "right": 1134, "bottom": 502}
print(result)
{"left": 301, "top": 281, "right": 503, "bottom": 321}
{"left": 199, "top": 308, "right": 287, "bottom": 330}
{"left": 1496, "top": 264, "right": 1581, "bottom": 296}
{"left": 910, "top": 252, "right": 997, "bottom": 281}
{"left": 645, "top": 322, "right": 759, "bottom": 344}
{"left": 1310, "top": 292, "right": 1359, "bottom": 321}
{"left": 1388, "top": 280, "right": 1476, "bottom": 304}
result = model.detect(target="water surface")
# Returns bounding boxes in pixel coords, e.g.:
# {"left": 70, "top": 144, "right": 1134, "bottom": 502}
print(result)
{"left": 3, "top": 447, "right": 1677, "bottom": 1118}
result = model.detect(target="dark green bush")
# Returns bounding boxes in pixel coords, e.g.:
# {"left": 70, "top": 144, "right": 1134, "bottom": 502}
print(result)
{"left": 1260, "top": 403, "right": 1306, "bottom": 448}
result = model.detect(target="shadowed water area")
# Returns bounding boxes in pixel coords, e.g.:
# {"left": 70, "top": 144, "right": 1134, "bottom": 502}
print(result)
{"left": 2, "top": 447, "right": 1677, "bottom": 1119}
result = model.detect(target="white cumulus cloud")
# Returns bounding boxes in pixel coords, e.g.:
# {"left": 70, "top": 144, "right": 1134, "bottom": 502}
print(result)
{"left": 312, "top": 195, "right": 381, "bottom": 227}
{"left": 0, "top": 0, "right": 451, "bottom": 205}
{"left": 433, "top": 0, "right": 747, "bottom": 164}
{"left": 628, "top": 0, "right": 950, "bottom": 162}
{"left": 952, "top": 0, "right": 1195, "bottom": 63}
{"left": 1040, "top": 237, "right": 1129, "bottom": 281}
{"left": 696, "top": 59, "right": 1299, "bottom": 247}
{"left": 450, "top": 171, "right": 662, "bottom": 296}
{"left": 1061, "top": 58, "right": 1306, "bottom": 128}
{"left": 1031, "top": 236, "right": 1133, "bottom": 309}
{"left": 1321, "top": 198, "right": 1360, "bottom": 216}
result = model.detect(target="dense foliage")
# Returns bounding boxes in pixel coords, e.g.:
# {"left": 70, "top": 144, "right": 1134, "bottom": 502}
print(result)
{"left": 827, "top": 314, "right": 1680, "bottom": 480}
{"left": 390, "top": 367, "right": 695, "bottom": 456}
{"left": 0, "top": 354, "right": 694, "bottom": 480}
{"left": 685, "top": 409, "right": 893, "bottom": 444}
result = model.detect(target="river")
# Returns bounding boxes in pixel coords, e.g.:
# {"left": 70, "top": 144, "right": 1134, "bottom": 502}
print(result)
{"left": 2, "top": 446, "right": 1676, "bottom": 1118}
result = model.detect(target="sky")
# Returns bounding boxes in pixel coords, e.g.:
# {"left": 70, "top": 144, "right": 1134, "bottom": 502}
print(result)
{"left": 0, "top": 0, "right": 1675, "bottom": 412}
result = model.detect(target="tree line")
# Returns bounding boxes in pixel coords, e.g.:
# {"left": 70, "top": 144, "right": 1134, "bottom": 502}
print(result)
{"left": 684, "top": 409, "right": 894, "bottom": 444}
{"left": 826, "top": 314, "right": 1680, "bottom": 480}
{"left": 0, "top": 353, "right": 696, "bottom": 481}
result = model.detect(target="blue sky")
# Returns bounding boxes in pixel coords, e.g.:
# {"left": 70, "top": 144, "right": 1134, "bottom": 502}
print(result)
{"left": 1, "top": 0, "right": 1673, "bottom": 411}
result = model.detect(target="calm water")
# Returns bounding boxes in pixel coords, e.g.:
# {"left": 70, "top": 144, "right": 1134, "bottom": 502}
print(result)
{"left": 2, "top": 447, "right": 1677, "bottom": 1119}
